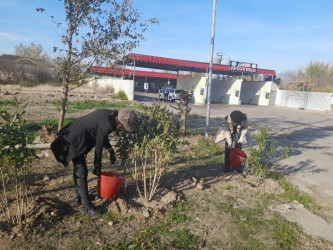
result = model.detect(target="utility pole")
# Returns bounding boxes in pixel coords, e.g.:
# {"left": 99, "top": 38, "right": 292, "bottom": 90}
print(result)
{"left": 205, "top": 0, "right": 217, "bottom": 139}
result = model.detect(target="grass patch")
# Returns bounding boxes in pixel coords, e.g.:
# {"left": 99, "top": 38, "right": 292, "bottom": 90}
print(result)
{"left": 213, "top": 199, "right": 271, "bottom": 249}
{"left": 171, "top": 229, "right": 198, "bottom": 248}
{"left": 108, "top": 201, "right": 200, "bottom": 249}
{"left": 186, "top": 114, "right": 205, "bottom": 121}
{"left": 24, "top": 118, "right": 75, "bottom": 138}
{"left": 68, "top": 239, "right": 93, "bottom": 250}
{"left": 102, "top": 212, "right": 117, "bottom": 222}
{"left": 193, "top": 139, "right": 222, "bottom": 158}
{"left": 112, "top": 90, "right": 128, "bottom": 100}
{"left": 52, "top": 99, "right": 145, "bottom": 113}
{"left": 279, "top": 178, "right": 320, "bottom": 211}
{"left": 121, "top": 215, "right": 134, "bottom": 222}
{"left": 53, "top": 100, "right": 131, "bottom": 110}
{"left": 215, "top": 201, "right": 265, "bottom": 227}
{"left": 271, "top": 214, "right": 298, "bottom": 249}
{"left": 186, "top": 128, "right": 204, "bottom": 136}
{"left": 0, "top": 100, "right": 16, "bottom": 106}
{"left": 193, "top": 138, "right": 223, "bottom": 163}
{"left": 168, "top": 211, "right": 187, "bottom": 224}
{"left": 222, "top": 185, "right": 235, "bottom": 190}
{"left": 19, "top": 81, "right": 39, "bottom": 87}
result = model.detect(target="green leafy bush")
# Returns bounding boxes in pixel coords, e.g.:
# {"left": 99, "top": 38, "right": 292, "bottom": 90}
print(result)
{"left": 112, "top": 90, "right": 128, "bottom": 100}
{"left": 248, "top": 128, "right": 292, "bottom": 177}
{"left": 0, "top": 99, "right": 36, "bottom": 225}
{"left": 117, "top": 103, "right": 180, "bottom": 201}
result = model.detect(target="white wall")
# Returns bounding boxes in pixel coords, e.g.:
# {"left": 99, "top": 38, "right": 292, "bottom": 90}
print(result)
{"left": 88, "top": 78, "right": 134, "bottom": 101}
{"left": 258, "top": 81, "right": 273, "bottom": 106}
{"left": 177, "top": 77, "right": 242, "bottom": 104}
{"left": 240, "top": 81, "right": 264, "bottom": 105}
{"left": 275, "top": 89, "right": 333, "bottom": 111}
{"left": 177, "top": 76, "right": 206, "bottom": 104}
{"left": 178, "top": 76, "right": 276, "bottom": 106}
{"left": 210, "top": 79, "right": 242, "bottom": 104}
{"left": 240, "top": 81, "right": 272, "bottom": 106}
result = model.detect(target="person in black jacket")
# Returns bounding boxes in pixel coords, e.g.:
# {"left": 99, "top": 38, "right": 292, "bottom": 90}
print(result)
{"left": 51, "top": 108, "right": 137, "bottom": 214}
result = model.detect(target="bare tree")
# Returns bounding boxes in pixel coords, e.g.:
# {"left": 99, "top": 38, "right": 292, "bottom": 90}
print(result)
{"left": 0, "top": 56, "right": 27, "bottom": 84}
{"left": 279, "top": 61, "right": 333, "bottom": 92}
{"left": 37, "top": 0, "right": 158, "bottom": 130}
{"left": 279, "top": 68, "right": 307, "bottom": 90}
{"left": 305, "top": 61, "right": 332, "bottom": 91}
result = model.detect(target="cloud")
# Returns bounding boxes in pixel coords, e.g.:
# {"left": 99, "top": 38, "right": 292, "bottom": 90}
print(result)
{"left": 0, "top": 32, "right": 23, "bottom": 41}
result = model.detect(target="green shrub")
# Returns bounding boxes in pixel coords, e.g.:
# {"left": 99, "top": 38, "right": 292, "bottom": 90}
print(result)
{"left": 0, "top": 100, "right": 15, "bottom": 106}
{"left": 319, "top": 86, "right": 333, "bottom": 93}
{"left": 248, "top": 128, "right": 293, "bottom": 177}
{"left": 0, "top": 98, "right": 36, "bottom": 225}
{"left": 19, "top": 81, "right": 39, "bottom": 87}
{"left": 112, "top": 90, "right": 128, "bottom": 100}
{"left": 117, "top": 102, "right": 180, "bottom": 201}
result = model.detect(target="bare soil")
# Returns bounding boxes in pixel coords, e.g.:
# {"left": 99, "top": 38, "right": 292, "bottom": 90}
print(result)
{"left": 1, "top": 86, "right": 333, "bottom": 249}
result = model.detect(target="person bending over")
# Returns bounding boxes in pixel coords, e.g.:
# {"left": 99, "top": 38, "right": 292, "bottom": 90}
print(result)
{"left": 215, "top": 110, "right": 248, "bottom": 172}
{"left": 51, "top": 108, "right": 137, "bottom": 214}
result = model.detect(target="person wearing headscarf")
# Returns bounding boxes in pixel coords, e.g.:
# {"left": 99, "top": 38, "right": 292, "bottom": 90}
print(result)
{"left": 215, "top": 110, "right": 249, "bottom": 172}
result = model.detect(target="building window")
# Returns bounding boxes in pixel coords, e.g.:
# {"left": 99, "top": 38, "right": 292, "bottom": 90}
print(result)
{"left": 200, "top": 88, "right": 204, "bottom": 95}
{"left": 135, "top": 82, "right": 143, "bottom": 87}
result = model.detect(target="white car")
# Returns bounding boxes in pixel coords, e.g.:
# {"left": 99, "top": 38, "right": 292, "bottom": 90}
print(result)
{"left": 159, "top": 89, "right": 183, "bottom": 102}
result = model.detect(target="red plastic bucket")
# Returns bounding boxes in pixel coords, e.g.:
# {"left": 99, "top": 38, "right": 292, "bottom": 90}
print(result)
{"left": 97, "top": 172, "right": 126, "bottom": 199}
{"left": 229, "top": 148, "right": 247, "bottom": 167}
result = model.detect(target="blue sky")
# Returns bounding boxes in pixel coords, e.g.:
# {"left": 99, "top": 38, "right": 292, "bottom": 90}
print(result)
{"left": 0, "top": 0, "right": 332, "bottom": 74}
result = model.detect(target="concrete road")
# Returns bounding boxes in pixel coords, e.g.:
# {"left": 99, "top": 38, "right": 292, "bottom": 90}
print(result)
{"left": 135, "top": 92, "right": 333, "bottom": 208}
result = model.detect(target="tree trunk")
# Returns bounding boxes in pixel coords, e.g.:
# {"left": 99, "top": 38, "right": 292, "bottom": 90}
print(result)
{"left": 180, "top": 107, "right": 187, "bottom": 135}
{"left": 58, "top": 84, "right": 69, "bottom": 131}
{"left": 178, "top": 92, "right": 193, "bottom": 136}
{"left": 58, "top": 2, "right": 73, "bottom": 131}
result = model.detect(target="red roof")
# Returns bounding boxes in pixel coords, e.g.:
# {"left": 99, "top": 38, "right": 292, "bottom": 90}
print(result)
{"left": 90, "top": 66, "right": 191, "bottom": 79}
{"left": 129, "top": 53, "right": 275, "bottom": 76}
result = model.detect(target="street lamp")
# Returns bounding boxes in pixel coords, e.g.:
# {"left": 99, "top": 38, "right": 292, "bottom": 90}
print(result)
{"left": 216, "top": 51, "right": 231, "bottom": 61}
{"left": 205, "top": 0, "right": 217, "bottom": 139}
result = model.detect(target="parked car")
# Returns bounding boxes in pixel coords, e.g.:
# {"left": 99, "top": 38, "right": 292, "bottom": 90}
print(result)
{"left": 159, "top": 89, "right": 183, "bottom": 102}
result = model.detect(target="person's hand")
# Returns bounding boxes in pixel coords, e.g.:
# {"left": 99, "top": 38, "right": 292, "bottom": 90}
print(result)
{"left": 238, "top": 137, "right": 245, "bottom": 143}
{"left": 93, "top": 166, "right": 101, "bottom": 176}
{"left": 109, "top": 148, "right": 116, "bottom": 164}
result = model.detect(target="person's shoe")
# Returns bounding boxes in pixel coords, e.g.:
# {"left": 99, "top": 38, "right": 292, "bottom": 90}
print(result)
{"left": 236, "top": 166, "right": 243, "bottom": 173}
{"left": 223, "top": 164, "right": 230, "bottom": 173}
{"left": 74, "top": 194, "right": 96, "bottom": 207}
{"left": 80, "top": 203, "right": 102, "bottom": 215}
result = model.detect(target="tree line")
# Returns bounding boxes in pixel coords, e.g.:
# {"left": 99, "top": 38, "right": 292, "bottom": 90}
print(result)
{"left": 0, "top": 42, "right": 60, "bottom": 85}
{"left": 279, "top": 61, "right": 333, "bottom": 92}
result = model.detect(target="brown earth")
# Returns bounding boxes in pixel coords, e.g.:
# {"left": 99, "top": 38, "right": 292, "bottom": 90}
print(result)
{"left": 1, "top": 86, "right": 333, "bottom": 249}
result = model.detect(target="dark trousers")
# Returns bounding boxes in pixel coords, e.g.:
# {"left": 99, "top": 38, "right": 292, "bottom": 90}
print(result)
{"left": 225, "top": 130, "right": 242, "bottom": 168}
{"left": 72, "top": 155, "right": 90, "bottom": 207}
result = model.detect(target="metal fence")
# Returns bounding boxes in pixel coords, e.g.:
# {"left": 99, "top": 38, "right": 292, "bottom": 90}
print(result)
{"left": 275, "top": 89, "right": 333, "bottom": 111}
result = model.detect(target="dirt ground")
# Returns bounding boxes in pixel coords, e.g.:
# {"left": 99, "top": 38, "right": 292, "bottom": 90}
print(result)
{"left": 1, "top": 86, "right": 333, "bottom": 249}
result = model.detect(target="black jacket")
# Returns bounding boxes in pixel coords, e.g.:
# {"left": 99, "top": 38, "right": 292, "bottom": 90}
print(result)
{"left": 51, "top": 109, "right": 117, "bottom": 167}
